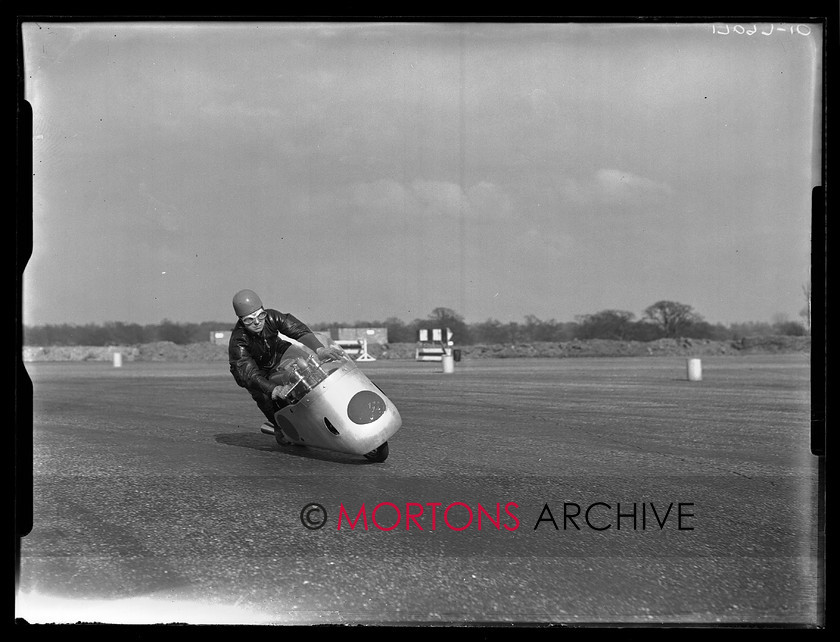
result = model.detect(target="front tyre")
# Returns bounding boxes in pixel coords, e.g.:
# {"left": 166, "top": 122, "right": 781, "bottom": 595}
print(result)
{"left": 363, "top": 442, "right": 389, "bottom": 462}
{"left": 274, "top": 430, "right": 293, "bottom": 447}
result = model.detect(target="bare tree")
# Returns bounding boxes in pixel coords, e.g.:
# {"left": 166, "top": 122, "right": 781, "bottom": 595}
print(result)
{"left": 424, "top": 307, "right": 471, "bottom": 344}
{"left": 643, "top": 301, "right": 703, "bottom": 338}
{"left": 575, "top": 309, "right": 637, "bottom": 340}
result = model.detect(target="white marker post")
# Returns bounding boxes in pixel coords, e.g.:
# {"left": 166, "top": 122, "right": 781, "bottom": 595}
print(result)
{"left": 686, "top": 358, "right": 702, "bottom": 382}
{"left": 442, "top": 349, "right": 455, "bottom": 374}
{"left": 356, "top": 339, "right": 376, "bottom": 361}
{"left": 113, "top": 352, "right": 123, "bottom": 368}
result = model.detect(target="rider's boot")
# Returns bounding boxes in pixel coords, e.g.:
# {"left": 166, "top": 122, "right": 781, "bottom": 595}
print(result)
{"left": 258, "top": 399, "right": 292, "bottom": 445}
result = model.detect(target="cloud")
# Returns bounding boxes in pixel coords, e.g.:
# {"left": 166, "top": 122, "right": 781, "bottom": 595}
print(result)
{"left": 350, "top": 178, "right": 409, "bottom": 218}
{"left": 465, "top": 181, "right": 514, "bottom": 222}
{"left": 595, "top": 168, "right": 673, "bottom": 199}
{"left": 552, "top": 169, "right": 673, "bottom": 213}
{"left": 348, "top": 178, "right": 515, "bottom": 227}
{"left": 411, "top": 179, "right": 463, "bottom": 219}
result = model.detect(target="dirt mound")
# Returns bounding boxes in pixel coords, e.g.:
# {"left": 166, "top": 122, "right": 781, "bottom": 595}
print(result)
{"left": 22, "top": 335, "right": 810, "bottom": 362}
{"left": 367, "top": 336, "right": 810, "bottom": 360}
{"left": 136, "top": 341, "right": 229, "bottom": 361}
{"left": 735, "top": 335, "right": 812, "bottom": 353}
{"left": 23, "top": 345, "right": 142, "bottom": 362}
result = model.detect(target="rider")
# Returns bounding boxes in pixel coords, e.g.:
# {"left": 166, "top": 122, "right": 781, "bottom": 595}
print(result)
{"left": 228, "top": 289, "right": 342, "bottom": 430}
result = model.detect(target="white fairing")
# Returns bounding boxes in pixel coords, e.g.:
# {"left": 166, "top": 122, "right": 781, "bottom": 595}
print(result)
{"left": 273, "top": 355, "right": 401, "bottom": 455}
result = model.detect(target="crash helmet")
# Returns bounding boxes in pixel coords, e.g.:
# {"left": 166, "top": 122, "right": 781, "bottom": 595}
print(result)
{"left": 232, "top": 289, "right": 263, "bottom": 317}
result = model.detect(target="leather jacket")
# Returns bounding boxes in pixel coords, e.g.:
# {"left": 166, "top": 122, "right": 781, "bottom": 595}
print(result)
{"left": 228, "top": 309, "right": 323, "bottom": 395}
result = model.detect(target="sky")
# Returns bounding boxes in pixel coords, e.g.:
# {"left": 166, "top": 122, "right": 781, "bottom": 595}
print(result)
{"left": 20, "top": 20, "right": 821, "bottom": 328}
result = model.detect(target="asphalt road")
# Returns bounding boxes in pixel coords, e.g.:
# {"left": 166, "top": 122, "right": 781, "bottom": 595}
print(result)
{"left": 16, "top": 354, "right": 821, "bottom": 625}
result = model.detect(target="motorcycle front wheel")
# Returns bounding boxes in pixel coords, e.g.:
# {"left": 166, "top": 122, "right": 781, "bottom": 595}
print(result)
{"left": 363, "top": 442, "right": 389, "bottom": 462}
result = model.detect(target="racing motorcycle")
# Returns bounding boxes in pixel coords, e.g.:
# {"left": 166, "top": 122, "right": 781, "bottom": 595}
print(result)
{"left": 259, "top": 343, "right": 401, "bottom": 462}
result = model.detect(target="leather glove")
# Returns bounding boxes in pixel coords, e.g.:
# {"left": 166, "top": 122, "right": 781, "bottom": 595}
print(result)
{"left": 271, "top": 384, "right": 293, "bottom": 401}
{"left": 316, "top": 346, "right": 344, "bottom": 361}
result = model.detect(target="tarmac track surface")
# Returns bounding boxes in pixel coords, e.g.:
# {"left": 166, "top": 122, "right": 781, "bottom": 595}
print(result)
{"left": 17, "top": 355, "right": 821, "bottom": 626}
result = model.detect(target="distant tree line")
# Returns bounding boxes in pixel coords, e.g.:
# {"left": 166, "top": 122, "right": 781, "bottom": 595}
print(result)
{"left": 22, "top": 319, "right": 232, "bottom": 347}
{"left": 24, "top": 301, "right": 809, "bottom": 347}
